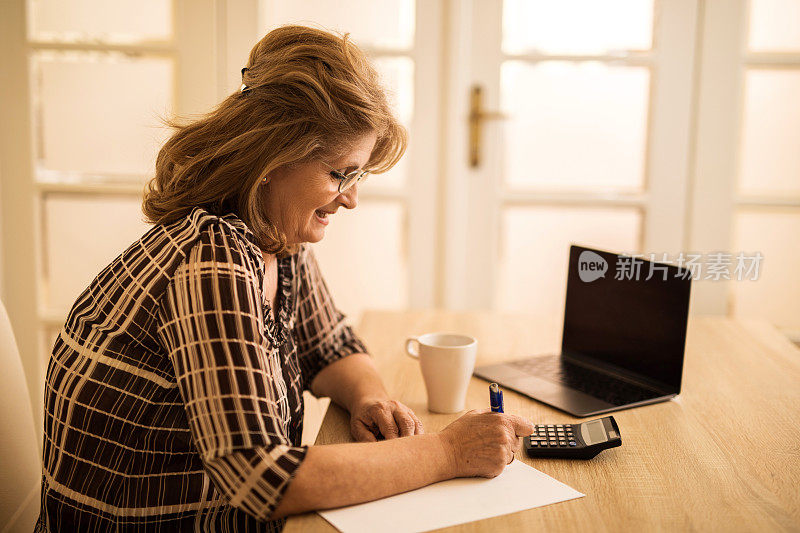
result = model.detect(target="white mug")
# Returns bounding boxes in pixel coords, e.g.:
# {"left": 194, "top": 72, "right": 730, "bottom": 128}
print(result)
{"left": 405, "top": 332, "right": 478, "bottom": 414}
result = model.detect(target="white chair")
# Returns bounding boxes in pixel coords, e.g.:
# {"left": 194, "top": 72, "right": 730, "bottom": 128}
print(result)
{"left": 0, "top": 299, "right": 41, "bottom": 532}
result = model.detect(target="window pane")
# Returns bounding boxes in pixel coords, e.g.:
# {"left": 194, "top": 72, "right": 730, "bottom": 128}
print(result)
{"left": 502, "top": 61, "right": 649, "bottom": 192}
{"left": 312, "top": 201, "right": 408, "bottom": 322}
{"left": 260, "top": 0, "right": 415, "bottom": 50}
{"left": 359, "top": 57, "right": 414, "bottom": 191}
{"left": 732, "top": 210, "right": 800, "bottom": 330}
{"left": 748, "top": 0, "right": 800, "bottom": 52}
{"left": 502, "top": 0, "right": 654, "bottom": 55}
{"left": 373, "top": 57, "right": 414, "bottom": 128}
{"left": 28, "top": 0, "right": 172, "bottom": 43}
{"left": 44, "top": 195, "right": 151, "bottom": 312}
{"left": 739, "top": 69, "right": 800, "bottom": 197}
{"left": 33, "top": 52, "right": 173, "bottom": 180}
{"left": 496, "top": 206, "right": 641, "bottom": 347}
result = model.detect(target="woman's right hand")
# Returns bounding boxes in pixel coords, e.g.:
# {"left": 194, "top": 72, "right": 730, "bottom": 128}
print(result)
{"left": 437, "top": 409, "right": 535, "bottom": 478}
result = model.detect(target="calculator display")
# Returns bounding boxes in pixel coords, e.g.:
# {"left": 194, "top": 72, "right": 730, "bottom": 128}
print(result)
{"left": 584, "top": 420, "right": 607, "bottom": 445}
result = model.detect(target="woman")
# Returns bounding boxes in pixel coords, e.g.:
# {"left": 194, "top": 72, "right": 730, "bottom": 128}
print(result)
{"left": 37, "top": 26, "right": 533, "bottom": 531}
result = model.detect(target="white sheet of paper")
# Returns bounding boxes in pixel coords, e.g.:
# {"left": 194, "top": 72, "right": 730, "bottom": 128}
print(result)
{"left": 317, "top": 460, "right": 585, "bottom": 533}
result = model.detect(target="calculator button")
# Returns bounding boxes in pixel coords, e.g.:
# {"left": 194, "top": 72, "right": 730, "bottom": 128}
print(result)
{"left": 569, "top": 441, "right": 577, "bottom": 446}
{"left": 546, "top": 425, "right": 554, "bottom": 428}
{"left": 530, "top": 442, "right": 538, "bottom": 447}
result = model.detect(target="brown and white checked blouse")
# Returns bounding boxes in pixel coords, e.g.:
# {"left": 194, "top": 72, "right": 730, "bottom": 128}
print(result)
{"left": 37, "top": 206, "right": 367, "bottom": 532}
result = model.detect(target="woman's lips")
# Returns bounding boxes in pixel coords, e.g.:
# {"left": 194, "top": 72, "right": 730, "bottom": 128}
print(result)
{"left": 314, "top": 210, "right": 330, "bottom": 226}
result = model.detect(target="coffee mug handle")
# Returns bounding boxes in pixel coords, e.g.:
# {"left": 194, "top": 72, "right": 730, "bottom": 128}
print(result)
{"left": 405, "top": 337, "right": 420, "bottom": 359}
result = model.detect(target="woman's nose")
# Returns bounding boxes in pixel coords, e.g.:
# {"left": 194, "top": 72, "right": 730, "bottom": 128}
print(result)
{"left": 338, "top": 184, "right": 358, "bottom": 209}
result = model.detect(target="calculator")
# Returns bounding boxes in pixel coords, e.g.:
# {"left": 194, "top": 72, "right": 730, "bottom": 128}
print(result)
{"left": 523, "top": 416, "right": 622, "bottom": 459}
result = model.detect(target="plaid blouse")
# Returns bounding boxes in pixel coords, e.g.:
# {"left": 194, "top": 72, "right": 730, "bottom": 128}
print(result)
{"left": 37, "top": 206, "right": 367, "bottom": 531}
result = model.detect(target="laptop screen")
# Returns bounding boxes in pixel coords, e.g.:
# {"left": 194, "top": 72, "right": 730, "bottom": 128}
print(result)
{"left": 561, "top": 245, "right": 691, "bottom": 392}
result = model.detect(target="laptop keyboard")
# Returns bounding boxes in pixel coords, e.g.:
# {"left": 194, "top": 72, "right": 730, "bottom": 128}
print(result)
{"left": 508, "top": 356, "right": 660, "bottom": 406}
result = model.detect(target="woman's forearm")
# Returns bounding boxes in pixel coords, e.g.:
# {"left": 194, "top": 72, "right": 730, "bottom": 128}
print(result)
{"left": 271, "top": 433, "right": 454, "bottom": 519}
{"left": 310, "top": 353, "right": 389, "bottom": 411}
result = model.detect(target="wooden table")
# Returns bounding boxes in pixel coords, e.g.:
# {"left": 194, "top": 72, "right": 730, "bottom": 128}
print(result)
{"left": 285, "top": 311, "right": 800, "bottom": 532}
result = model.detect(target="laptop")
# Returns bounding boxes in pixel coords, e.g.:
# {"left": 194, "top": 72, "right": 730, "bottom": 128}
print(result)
{"left": 474, "top": 245, "right": 692, "bottom": 417}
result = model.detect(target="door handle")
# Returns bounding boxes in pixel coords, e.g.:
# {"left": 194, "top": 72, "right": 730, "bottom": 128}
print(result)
{"left": 469, "top": 84, "right": 508, "bottom": 168}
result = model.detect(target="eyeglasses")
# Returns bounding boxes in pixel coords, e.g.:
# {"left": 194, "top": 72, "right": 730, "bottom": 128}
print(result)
{"left": 321, "top": 161, "right": 370, "bottom": 193}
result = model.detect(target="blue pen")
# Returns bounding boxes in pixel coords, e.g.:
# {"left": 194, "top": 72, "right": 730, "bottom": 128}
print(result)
{"left": 489, "top": 382, "right": 504, "bottom": 413}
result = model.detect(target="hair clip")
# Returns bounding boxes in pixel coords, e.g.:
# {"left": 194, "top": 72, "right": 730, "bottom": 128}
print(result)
{"left": 240, "top": 67, "right": 250, "bottom": 93}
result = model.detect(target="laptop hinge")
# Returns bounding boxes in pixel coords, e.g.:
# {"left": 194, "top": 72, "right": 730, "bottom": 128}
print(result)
{"left": 561, "top": 352, "right": 677, "bottom": 395}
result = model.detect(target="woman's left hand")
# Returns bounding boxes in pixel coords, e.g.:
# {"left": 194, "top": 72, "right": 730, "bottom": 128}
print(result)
{"left": 349, "top": 398, "right": 424, "bottom": 441}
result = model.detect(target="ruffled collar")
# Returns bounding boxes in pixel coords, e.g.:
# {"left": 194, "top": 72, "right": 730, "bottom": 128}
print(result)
{"left": 263, "top": 254, "right": 294, "bottom": 348}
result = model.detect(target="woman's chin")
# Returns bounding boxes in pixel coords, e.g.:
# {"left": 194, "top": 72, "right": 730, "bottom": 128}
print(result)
{"left": 301, "top": 229, "right": 326, "bottom": 243}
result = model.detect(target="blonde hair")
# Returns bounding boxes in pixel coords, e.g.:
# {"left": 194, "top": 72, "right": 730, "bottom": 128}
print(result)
{"left": 142, "top": 25, "right": 407, "bottom": 255}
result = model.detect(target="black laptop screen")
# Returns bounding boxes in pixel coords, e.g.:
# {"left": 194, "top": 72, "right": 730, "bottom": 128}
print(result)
{"left": 561, "top": 246, "right": 691, "bottom": 392}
